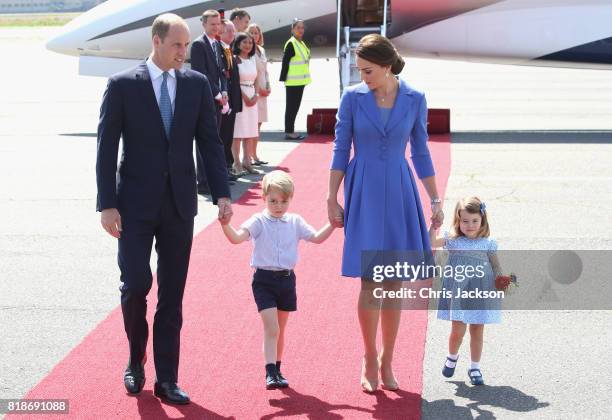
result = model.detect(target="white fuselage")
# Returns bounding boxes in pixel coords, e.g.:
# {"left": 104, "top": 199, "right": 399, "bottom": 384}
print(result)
{"left": 46, "top": 0, "right": 612, "bottom": 76}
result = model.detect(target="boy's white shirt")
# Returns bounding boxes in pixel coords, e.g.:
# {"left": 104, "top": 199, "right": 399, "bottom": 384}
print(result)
{"left": 240, "top": 210, "right": 316, "bottom": 270}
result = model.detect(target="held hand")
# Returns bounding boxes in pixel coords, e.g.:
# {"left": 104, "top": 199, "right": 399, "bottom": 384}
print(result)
{"left": 430, "top": 204, "right": 444, "bottom": 229}
{"left": 218, "top": 198, "right": 233, "bottom": 224}
{"left": 327, "top": 200, "right": 344, "bottom": 228}
{"left": 101, "top": 208, "right": 122, "bottom": 238}
{"left": 431, "top": 213, "right": 443, "bottom": 229}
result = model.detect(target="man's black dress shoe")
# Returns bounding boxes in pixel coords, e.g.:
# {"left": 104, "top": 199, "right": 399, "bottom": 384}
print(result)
{"left": 124, "top": 361, "right": 145, "bottom": 394}
{"left": 154, "top": 382, "right": 190, "bottom": 405}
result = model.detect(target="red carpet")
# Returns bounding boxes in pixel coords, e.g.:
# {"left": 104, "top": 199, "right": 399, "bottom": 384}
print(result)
{"left": 11, "top": 134, "right": 450, "bottom": 419}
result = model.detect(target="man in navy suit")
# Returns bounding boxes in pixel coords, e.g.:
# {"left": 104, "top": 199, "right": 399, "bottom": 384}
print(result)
{"left": 218, "top": 19, "right": 241, "bottom": 171}
{"left": 96, "top": 13, "right": 232, "bottom": 405}
{"left": 190, "top": 9, "right": 228, "bottom": 195}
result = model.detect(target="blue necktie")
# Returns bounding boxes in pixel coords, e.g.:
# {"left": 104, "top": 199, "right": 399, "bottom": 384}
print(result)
{"left": 159, "top": 71, "right": 173, "bottom": 138}
{"left": 213, "top": 41, "right": 224, "bottom": 89}
{"left": 213, "top": 40, "right": 222, "bottom": 70}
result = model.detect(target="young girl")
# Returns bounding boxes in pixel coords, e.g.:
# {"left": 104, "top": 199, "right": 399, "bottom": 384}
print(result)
{"left": 429, "top": 196, "right": 502, "bottom": 386}
{"left": 220, "top": 170, "right": 335, "bottom": 389}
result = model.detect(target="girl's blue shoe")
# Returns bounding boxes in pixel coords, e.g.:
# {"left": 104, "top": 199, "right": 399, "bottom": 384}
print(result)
{"left": 468, "top": 368, "right": 485, "bottom": 385}
{"left": 442, "top": 357, "right": 458, "bottom": 378}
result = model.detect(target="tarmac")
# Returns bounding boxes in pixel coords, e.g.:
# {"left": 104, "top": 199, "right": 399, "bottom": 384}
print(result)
{"left": 1, "top": 27, "right": 611, "bottom": 419}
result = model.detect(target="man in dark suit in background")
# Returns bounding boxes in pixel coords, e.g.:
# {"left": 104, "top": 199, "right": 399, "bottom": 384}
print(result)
{"left": 219, "top": 19, "right": 241, "bottom": 174}
{"left": 229, "top": 8, "right": 250, "bottom": 32}
{"left": 190, "top": 9, "right": 228, "bottom": 194}
{"left": 96, "top": 13, "right": 232, "bottom": 405}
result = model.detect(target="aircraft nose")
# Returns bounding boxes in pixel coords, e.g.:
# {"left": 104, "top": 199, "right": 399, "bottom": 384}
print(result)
{"left": 46, "top": 28, "right": 82, "bottom": 56}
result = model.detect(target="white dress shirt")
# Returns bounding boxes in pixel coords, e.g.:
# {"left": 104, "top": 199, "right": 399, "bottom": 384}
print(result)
{"left": 241, "top": 210, "right": 316, "bottom": 270}
{"left": 146, "top": 57, "right": 176, "bottom": 112}
{"left": 205, "top": 34, "right": 218, "bottom": 48}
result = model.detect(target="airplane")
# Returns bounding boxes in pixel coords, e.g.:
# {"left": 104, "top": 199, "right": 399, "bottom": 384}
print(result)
{"left": 46, "top": 0, "right": 612, "bottom": 84}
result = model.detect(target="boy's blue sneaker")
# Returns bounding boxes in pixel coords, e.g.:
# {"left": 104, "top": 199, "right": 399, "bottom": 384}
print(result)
{"left": 442, "top": 356, "right": 458, "bottom": 378}
{"left": 468, "top": 368, "right": 485, "bottom": 385}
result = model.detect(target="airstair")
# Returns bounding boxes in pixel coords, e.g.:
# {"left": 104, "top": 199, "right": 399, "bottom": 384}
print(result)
{"left": 307, "top": 1, "right": 451, "bottom": 135}
{"left": 308, "top": 1, "right": 450, "bottom": 135}
{"left": 336, "top": 0, "right": 391, "bottom": 93}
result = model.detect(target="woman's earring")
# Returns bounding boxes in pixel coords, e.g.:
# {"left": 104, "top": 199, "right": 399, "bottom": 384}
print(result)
{"left": 385, "top": 72, "right": 389, "bottom": 77}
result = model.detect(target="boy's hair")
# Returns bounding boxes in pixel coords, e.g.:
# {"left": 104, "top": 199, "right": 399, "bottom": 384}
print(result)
{"left": 450, "top": 196, "right": 490, "bottom": 238}
{"left": 262, "top": 170, "right": 294, "bottom": 198}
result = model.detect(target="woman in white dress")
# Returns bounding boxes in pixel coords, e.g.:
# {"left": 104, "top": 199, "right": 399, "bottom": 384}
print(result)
{"left": 248, "top": 23, "right": 270, "bottom": 166}
{"left": 232, "top": 32, "right": 259, "bottom": 175}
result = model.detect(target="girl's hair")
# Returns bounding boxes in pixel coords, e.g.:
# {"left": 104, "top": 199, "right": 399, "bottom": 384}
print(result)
{"left": 247, "top": 23, "right": 264, "bottom": 47}
{"left": 291, "top": 18, "right": 305, "bottom": 32}
{"left": 232, "top": 32, "right": 256, "bottom": 57}
{"left": 355, "top": 33, "right": 405, "bottom": 75}
{"left": 451, "top": 196, "right": 490, "bottom": 238}
{"left": 262, "top": 170, "right": 294, "bottom": 198}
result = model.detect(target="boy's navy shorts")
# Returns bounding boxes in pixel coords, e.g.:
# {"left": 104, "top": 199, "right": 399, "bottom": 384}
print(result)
{"left": 252, "top": 268, "right": 297, "bottom": 312}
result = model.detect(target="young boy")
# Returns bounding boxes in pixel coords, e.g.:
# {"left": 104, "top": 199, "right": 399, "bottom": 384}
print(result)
{"left": 220, "top": 170, "right": 335, "bottom": 389}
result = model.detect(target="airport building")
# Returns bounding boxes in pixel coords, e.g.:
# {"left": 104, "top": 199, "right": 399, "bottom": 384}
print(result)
{"left": 0, "top": 0, "right": 104, "bottom": 13}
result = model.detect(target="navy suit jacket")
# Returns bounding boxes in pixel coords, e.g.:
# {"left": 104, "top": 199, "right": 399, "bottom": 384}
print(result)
{"left": 223, "top": 52, "right": 242, "bottom": 113}
{"left": 96, "top": 61, "right": 230, "bottom": 220}
{"left": 190, "top": 35, "right": 227, "bottom": 98}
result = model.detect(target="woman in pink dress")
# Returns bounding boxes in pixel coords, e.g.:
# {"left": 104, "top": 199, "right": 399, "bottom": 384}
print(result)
{"left": 248, "top": 23, "right": 270, "bottom": 166}
{"left": 232, "top": 32, "right": 259, "bottom": 176}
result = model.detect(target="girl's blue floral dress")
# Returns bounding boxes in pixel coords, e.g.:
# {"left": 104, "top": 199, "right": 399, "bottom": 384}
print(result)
{"left": 437, "top": 232, "right": 501, "bottom": 324}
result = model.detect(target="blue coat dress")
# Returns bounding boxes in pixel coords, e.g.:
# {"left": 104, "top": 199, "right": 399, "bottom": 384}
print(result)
{"left": 331, "top": 80, "right": 435, "bottom": 277}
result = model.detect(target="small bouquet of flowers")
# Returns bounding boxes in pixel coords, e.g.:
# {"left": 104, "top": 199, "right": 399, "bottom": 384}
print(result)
{"left": 495, "top": 273, "right": 518, "bottom": 294}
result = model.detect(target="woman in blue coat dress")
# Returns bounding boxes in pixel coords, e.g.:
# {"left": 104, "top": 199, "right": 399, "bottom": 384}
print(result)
{"left": 327, "top": 34, "right": 444, "bottom": 392}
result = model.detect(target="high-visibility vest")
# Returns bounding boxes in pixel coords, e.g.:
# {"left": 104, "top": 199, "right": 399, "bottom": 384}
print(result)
{"left": 284, "top": 36, "right": 311, "bottom": 86}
